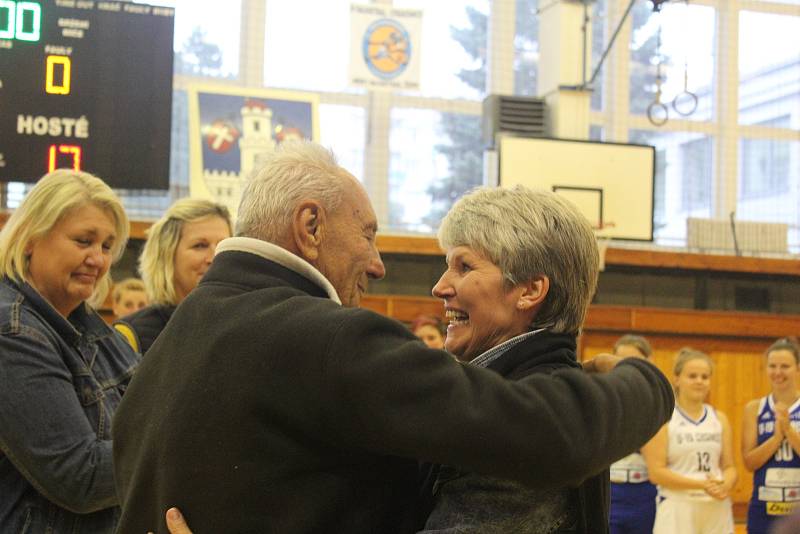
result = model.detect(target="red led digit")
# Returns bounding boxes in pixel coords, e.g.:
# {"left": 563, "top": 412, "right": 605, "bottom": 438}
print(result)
{"left": 48, "top": 144, "right": 82, "bottom": 171}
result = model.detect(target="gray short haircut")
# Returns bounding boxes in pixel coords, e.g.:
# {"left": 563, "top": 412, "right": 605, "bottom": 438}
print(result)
{"left": 438, "top": 185, "right": 599, "bottom": 335}
{"left": 0, "top": 169, "right": 129, "bottom": 308}
{"left": 236, "top": 140, "right": 349, "bottom": 242}
{"left": 139, "top": 198, "right": 231, "bottom": 305}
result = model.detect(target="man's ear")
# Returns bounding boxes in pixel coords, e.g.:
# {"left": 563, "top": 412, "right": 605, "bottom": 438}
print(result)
{"left": 516, "top": 274, "right": 549, "bottom": 313}
{"left": 291, "top": 200, "right": 325, "bottom": 262}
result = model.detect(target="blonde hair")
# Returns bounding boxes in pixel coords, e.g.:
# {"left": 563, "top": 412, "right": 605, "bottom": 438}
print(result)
{"left": 438, "top": 185, "right": 599, "bottom": 335}
{"left": 0, "top": 169, "right": 128, "bottom": 308}
{"left": 139, "top": 198, "right": 231, "bottom": 305}
{"left": 112, "top": 277, "right": 147, "bottom": 304}
{"left": 673, "top": 347, "right": 714, "bottom": 395}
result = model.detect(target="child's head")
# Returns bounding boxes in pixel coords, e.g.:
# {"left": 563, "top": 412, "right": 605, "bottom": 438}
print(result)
{"left": 112, "top": 278, "right": 148, "bottom": 318}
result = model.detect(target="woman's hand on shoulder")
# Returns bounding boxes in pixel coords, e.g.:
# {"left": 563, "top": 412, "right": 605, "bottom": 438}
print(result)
{"left": 582, "top": 353, "right": 622, "bottom": 374}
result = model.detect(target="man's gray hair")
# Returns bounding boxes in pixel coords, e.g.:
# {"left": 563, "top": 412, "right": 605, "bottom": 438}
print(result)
{"left": 236, "top": 140, "right": 349, "bottom": 242}
{"left": 438, "top": 185, "right": 599, "bottom": 335}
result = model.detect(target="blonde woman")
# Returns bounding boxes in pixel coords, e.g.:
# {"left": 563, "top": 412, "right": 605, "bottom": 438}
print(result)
{"left": 742, "top": 337, "right": 800, "bottom": 534}
{"left": 642, "top": 348, "right": 737, "bottom": 534}
{"left": 0, "top": 169, "right": 138, "bottom": 532}
{"left": 114, "top": 198, "right": 231, "bottom": 353}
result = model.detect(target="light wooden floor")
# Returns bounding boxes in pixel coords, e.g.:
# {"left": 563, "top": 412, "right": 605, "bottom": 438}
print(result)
{"left": 735, "top": 523, "right": 747, "bottom": 534}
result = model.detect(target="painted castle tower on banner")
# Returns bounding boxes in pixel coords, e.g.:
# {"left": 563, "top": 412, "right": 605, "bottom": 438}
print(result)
{"left": 203, "top": 99, "right": 275, "bottom": 214}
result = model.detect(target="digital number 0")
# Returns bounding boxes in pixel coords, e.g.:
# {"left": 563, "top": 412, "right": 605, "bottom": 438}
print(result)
{"left": 15, "top": 1, "right": 40, "bottom": 42}
{"left": 0, "top": 0, "right": 15, "bottom": 40}
{"left": 46, "top": 55, "right": 71, "bottom": 95}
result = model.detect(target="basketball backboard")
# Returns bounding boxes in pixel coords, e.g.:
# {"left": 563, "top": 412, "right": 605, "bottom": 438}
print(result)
{"left": 497, "top": 136, "right": 655, "bottom": 241}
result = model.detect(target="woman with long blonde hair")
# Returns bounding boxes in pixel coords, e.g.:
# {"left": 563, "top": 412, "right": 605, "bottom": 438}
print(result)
{"left": 114, "top": 198, "right": 231, "bottom": 353}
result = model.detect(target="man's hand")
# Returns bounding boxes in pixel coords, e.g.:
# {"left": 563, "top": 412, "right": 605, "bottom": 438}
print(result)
{"left": 582, "top": 353, "right": 623, "bottom": 374}
{"left": 165, "top": 508, "right": 192, "bottom": 534}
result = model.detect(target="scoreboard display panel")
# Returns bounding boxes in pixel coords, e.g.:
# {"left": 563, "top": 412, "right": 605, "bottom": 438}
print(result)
{"left": 0, "top": 0, "right": 174, "bottom": 189}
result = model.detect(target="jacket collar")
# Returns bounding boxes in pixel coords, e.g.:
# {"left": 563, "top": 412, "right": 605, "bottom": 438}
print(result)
{"left": 6, "top": 277, "right": 108, "bottom": 345}
{"left": 485, "top": 330, "right": 580, "bottom": 378}
{"left": 213, "top": 237, "right": 342, "bottom": 304}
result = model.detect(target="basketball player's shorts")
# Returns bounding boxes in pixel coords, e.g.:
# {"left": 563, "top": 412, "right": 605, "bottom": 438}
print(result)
{"left": 609, "top": 482, "right": 656, "bottom": 534}
{"left": 746, "top": 496, "right": 799, "bottom": 534}
{"left": 653, "top": 496, "right": 733, "bottom": 534}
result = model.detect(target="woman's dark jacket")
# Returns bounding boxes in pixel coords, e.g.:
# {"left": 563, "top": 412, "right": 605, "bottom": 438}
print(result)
{"left": 420, "top": 332, "right": 610, "bottom": 533}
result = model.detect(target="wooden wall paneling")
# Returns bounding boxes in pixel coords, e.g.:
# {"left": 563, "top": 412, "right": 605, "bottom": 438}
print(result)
{"left": 389, "top": 296, "right": 446, "bottom": 323}
{"left": 361, "top": 295, "right": 444, "bottom": 325}
{"left": 360, "top": 295, "right": 390, "bottom": 317}
{"left": 585, "top": 305, "right": 800, "bottom": 339}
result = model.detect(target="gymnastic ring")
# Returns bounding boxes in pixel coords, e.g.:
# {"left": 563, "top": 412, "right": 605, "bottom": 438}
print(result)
{"left": 647, "top": 100, "right": 669, "bottom": 127}
{"left": 672, "top": 91, "right": 699, "bottom": 117}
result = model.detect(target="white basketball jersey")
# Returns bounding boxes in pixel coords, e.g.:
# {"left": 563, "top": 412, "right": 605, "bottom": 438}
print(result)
{"left": 660, "top": 404, "right": 723, "bottom": 501}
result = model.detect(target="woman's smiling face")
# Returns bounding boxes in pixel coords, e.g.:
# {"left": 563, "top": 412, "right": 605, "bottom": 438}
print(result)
{"left": 431, "top": 246, "right": 535, "bottom": 362}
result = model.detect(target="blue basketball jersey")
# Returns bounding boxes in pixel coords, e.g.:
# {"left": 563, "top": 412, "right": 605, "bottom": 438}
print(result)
{"left": 747, "top": 395, "right": 800, "bottom": 534}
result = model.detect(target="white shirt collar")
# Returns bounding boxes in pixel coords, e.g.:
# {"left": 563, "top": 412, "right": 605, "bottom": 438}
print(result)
{"left": 214, "top": 237, "right": 342, "bottom": 305}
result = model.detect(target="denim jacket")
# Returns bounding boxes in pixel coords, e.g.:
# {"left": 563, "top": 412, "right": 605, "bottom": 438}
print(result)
{"left": 0, "top": 277, "right": 139, "bottom": 533}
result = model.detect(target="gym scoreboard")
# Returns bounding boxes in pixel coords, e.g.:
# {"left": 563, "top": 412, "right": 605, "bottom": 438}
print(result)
{"left": 0, "top": 0, "right": 174, "bottom": 189}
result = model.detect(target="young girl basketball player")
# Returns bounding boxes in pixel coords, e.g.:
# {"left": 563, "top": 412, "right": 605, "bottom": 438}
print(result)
{"left": 742, "top": 338, "right": 800, "bottom": 534}
{"left": 642, "top": 348, "right": 737, "bottom": 534}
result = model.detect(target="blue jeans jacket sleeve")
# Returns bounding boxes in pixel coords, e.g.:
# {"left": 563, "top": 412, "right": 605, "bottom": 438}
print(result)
{"left": 0, "top": 323, "right": 117, "bottom": 514}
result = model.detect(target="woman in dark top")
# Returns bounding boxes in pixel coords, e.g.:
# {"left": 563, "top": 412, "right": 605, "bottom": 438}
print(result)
{"left": 114, "top": 198, "right": 231, "bottom": 353}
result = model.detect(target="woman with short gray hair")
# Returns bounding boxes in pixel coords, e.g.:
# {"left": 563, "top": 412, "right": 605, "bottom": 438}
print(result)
{"left": 422, "top": 184, "right": 606, "bottom": 532}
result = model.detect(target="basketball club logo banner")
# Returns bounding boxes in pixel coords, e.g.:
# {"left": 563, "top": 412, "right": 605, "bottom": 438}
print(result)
{"left": 349, "top": 4, "right": 422, "bottom": 91}
{"left": 187, "top": 84, "right": 319, "bottom": 215}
